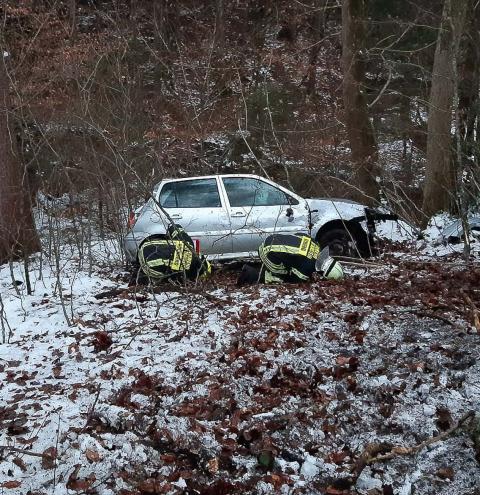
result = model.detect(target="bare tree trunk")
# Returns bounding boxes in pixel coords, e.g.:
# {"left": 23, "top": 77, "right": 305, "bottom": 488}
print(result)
{"left": 69, "top": 0, "right": 76, "bottom": 39}
{"left": 154, "top": 0, "right": 177, "bottom": 51}
{"left": 311, "top": 0, "right": 327, "bottom": 39}
{"left": 422, "top": 0, "right": 468, "bottom": 220}
{"left": 399, "top": 94, "right": 413, "bottom": 183}
{"left": 300, "top": 0, "right": 328, "bottom": 98}
{"left": 459, "top": 2, "right": 480, "bottom": 155}
{"left": 215, "top": 0, "right": 225, "bottom": 49}
{"left": 341, "top": 0, "right": 380, "bottom": 205}
{"left": 129, "top": 0, "right": 138, "bottom": 28}
{"left": 0, "top": 56, "right": 40, "bottom": 264}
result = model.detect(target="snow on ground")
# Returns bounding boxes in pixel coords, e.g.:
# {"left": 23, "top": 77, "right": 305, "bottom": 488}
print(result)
{"left": 1, "top": 219, "right": 480, "bottom": 494}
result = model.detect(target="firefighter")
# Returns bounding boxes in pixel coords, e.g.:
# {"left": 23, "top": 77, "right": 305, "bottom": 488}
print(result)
{"left": 237, "top": 233, "right": 343, "bottom": 285}
{"left": 136, "top": 224, "right": 211, "bottom": 284}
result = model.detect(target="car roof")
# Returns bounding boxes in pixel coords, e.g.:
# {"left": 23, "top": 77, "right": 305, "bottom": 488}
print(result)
{"left": 158, "top": 174, "right": 265, "bottom": 183}
{"left": 152, "top": 173, "right": 302, "bottom": 201}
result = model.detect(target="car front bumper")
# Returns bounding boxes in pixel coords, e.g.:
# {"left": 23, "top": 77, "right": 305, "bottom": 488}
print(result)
{"left": 350, "top": 208, "right": 399, "bottom": 232}
{"left": 350, "top": 208, "right": 399, "bottom": 255}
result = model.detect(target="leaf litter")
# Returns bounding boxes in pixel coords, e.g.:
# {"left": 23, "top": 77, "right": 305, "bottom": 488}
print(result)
{"left": 0, "top": 235, "right": 479, "bottom": 494}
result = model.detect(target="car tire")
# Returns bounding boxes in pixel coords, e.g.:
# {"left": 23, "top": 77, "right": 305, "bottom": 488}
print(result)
{"left": 317, "top": 226, "right": 369, "bottom": 258}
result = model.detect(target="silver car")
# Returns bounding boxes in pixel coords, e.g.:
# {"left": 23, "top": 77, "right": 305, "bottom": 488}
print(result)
{"left": 123, "top": 174, "right": 396, "bottom": 262}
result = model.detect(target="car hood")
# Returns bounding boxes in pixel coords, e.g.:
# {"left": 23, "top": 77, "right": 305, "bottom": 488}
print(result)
{"left": 306, "top": 198, "right": 367, "bottom": 221}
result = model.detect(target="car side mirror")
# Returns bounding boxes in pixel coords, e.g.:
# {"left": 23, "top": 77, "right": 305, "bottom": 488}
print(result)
{"left": 286, "top": 207, "right": 294, "bottom": 217}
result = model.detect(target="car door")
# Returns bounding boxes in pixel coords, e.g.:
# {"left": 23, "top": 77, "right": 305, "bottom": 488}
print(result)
{"left": 221, "top": 176, "right": 309, "bottom": 255}
{"left": 156, "top": 177, "right": 232, "bottom": 255}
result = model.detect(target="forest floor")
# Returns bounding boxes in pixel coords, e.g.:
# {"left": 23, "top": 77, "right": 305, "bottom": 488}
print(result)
{"left": 1, "top": 219, "right": 480, "bottom": 495}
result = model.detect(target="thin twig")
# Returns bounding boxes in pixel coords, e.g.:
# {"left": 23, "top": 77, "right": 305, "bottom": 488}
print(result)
{"left": 366, "top": 411, "right": 475, "bottom": 464}
{"left": 94, "top": 285, "right": 223, "bottom": 303}
{"left": 0, "top": 445, "right": 46, "bottom": 458}
{"left": 462, "top": 292, "right": 480, "bottom": 332}
{"left": 79, "top": 384, "right": 102, "bottom": 436}
{"left": 53, "top": 413, "right": 61, "bottom": 490}
{"left": 404, "top": 309, "right": 456, "bottom": 327}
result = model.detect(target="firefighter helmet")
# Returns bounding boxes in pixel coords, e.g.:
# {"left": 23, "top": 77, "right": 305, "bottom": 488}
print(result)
{"left": 315, "top": 247, "right": 344, "bottom": 280}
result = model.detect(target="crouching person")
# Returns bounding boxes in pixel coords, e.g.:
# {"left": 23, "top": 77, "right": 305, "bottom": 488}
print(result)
{"left": 136, "top": 224, "right": 211, "bottom": 284}
{"left": 237, "top": 233, "right": 343, "bottom": 285}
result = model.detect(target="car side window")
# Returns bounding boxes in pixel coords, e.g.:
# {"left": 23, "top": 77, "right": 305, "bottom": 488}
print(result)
{"left": 222, "top": 178, "right": 296, "bottom": 207}
{"left": 159, "top": 179, "right": 221, "bottom": 208}
{"left": 159, "top": 183, "right": 177, "bottom": 208}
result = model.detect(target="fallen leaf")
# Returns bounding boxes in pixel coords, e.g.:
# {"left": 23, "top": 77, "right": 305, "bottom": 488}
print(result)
{"left": 383, "top": 485, "right": 394, "bottom": 495}
{"left": 391, "top": 446, "right": 411, "bottom": 455}
{"left": 53, "top": 366, "right": 63, "bottom": 378}
{"left": 66, "top": 467, "right": 96, "bottom": 492}
{"left": 137, "top": 478, "right": 160, "bottom": 493}
{"left": 0, "top": 481, "right": 21, "bottom": 489}
{"left": 335, "top": 355, "right": 359, "bottom": 371}
{"left": 7, "top": 421, "right": 29, "bottom": 436}
{"left": 68, "top": 342, "right": 79, "bottom": 354}
{"left": 327, "top": 450, "right": 349, "bottom": 464}
{"left": 67, "top": 478, "right": 96, "bottom": 491}
{"left": 325, "top": 487, "right": 347, "bottom": 495}
{"left": 42, "top": 447, "right": 57, "bottom": 469}
{"left": 91, "top": 331, "right": 113, "bottom": 352}
{"left": 265, "top": 473, "right": 291, "bottom": 489}
{"left": 17, "top": 435, "right": 38, "bottom": 445}
{"left": 336, "top": 356, "right": 351, "bottom": 366}
{"left": 437, "top": 467, "right": 454, "bottom": 480}
{"left": 352, "top": 330, "right": 365, "bottom": 344}
{"left": 207, "top": 457, "right": 219, "bottom": 474}
{"left": 12, "top": 457, "right": 27, "bottom": 472}
{"left": 344, "top": 311, "right": 360, "bottom": 324}
{"left": 196, "top": 480, "right": 236, "bottom": 494}
{"left": 160, "top": 454, "right": 177, "bottom": 463}
{"left": 436, "top": 407, "right": 453, "bottom": 431}
{"left": 85, "top": 448, "right": 101, "bottom": 462}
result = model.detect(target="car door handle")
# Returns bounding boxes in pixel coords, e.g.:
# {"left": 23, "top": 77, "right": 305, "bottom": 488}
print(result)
{"left": 170, "top": 214, "right": 183, "bottom": 219}
{"left": 231, "top": 212, "right": 246, "bottom": 218}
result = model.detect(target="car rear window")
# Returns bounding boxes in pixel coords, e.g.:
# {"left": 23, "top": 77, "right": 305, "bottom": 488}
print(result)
{"left": 222, "top": 177, "right": 292, "bottom": 207}
{"left": 159, "top": 179, "right": 221, "bottom": 208}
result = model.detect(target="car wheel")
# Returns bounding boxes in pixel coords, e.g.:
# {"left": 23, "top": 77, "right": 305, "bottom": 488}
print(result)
{"left": 317, "top": 227, "right": 368, "bottom": 258}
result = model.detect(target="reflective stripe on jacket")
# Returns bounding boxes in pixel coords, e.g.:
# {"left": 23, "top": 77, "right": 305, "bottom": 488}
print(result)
{"left": 259, "top": 234, "right": 320, "bottom": 282}
{"left": 138, "top": 238, "right": 194, "bottom": 279}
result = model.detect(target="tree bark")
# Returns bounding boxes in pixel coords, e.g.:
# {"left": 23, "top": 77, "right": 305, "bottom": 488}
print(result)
{"left": 69, "top": 0, "right": 76, "bottom": 39}
{"left": 215, "top": 0, "right": 225, "bottom": 49}
{"left": 301, "top": 0, "right": 329, "bottom": 98}
{"left": 341, "top": 0, "right": 380, "bottom": 205}
{"left": 422, "top": 0, "right": 468, "bottom": 220}
{"left": 0, "top": 57, "right": 40, "bottom": 263}
{"left": 153, "top": 0, "right": 178, "bottom": 51}
{"left": 458, "top": 2, "right": 480, "bottom": 155}
{"left": 311, "top": 0, "right": 327, "bottom": 39}
{"left": 129, "top": 0, "right": 138, "bottom": 28}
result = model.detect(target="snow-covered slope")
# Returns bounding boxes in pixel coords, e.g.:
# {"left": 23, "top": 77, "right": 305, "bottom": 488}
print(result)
{"left": 0, "top": 227, "right": 479, "bottom": 494}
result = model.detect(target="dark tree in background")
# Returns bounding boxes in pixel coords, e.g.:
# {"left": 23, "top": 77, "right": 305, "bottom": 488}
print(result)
{"left": 215, "top": 0, "right": 225, "bottom": 49}
{"left": 458, "top": 2, "right": 480, "bottom": 198}
{"left": 154, "top": 0, "right": 178, "bottom": 51}
{"left": 69, "top": 0, "right": 76, "bottom": 39}
{"left": 341, "top": 0, "right": 380, "bottom": 204}
{"left": 0, "top": 55, "right": 40, "bottom": 263}
{"left": 422, "top": 0, "right": 468, "bottom": 220}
